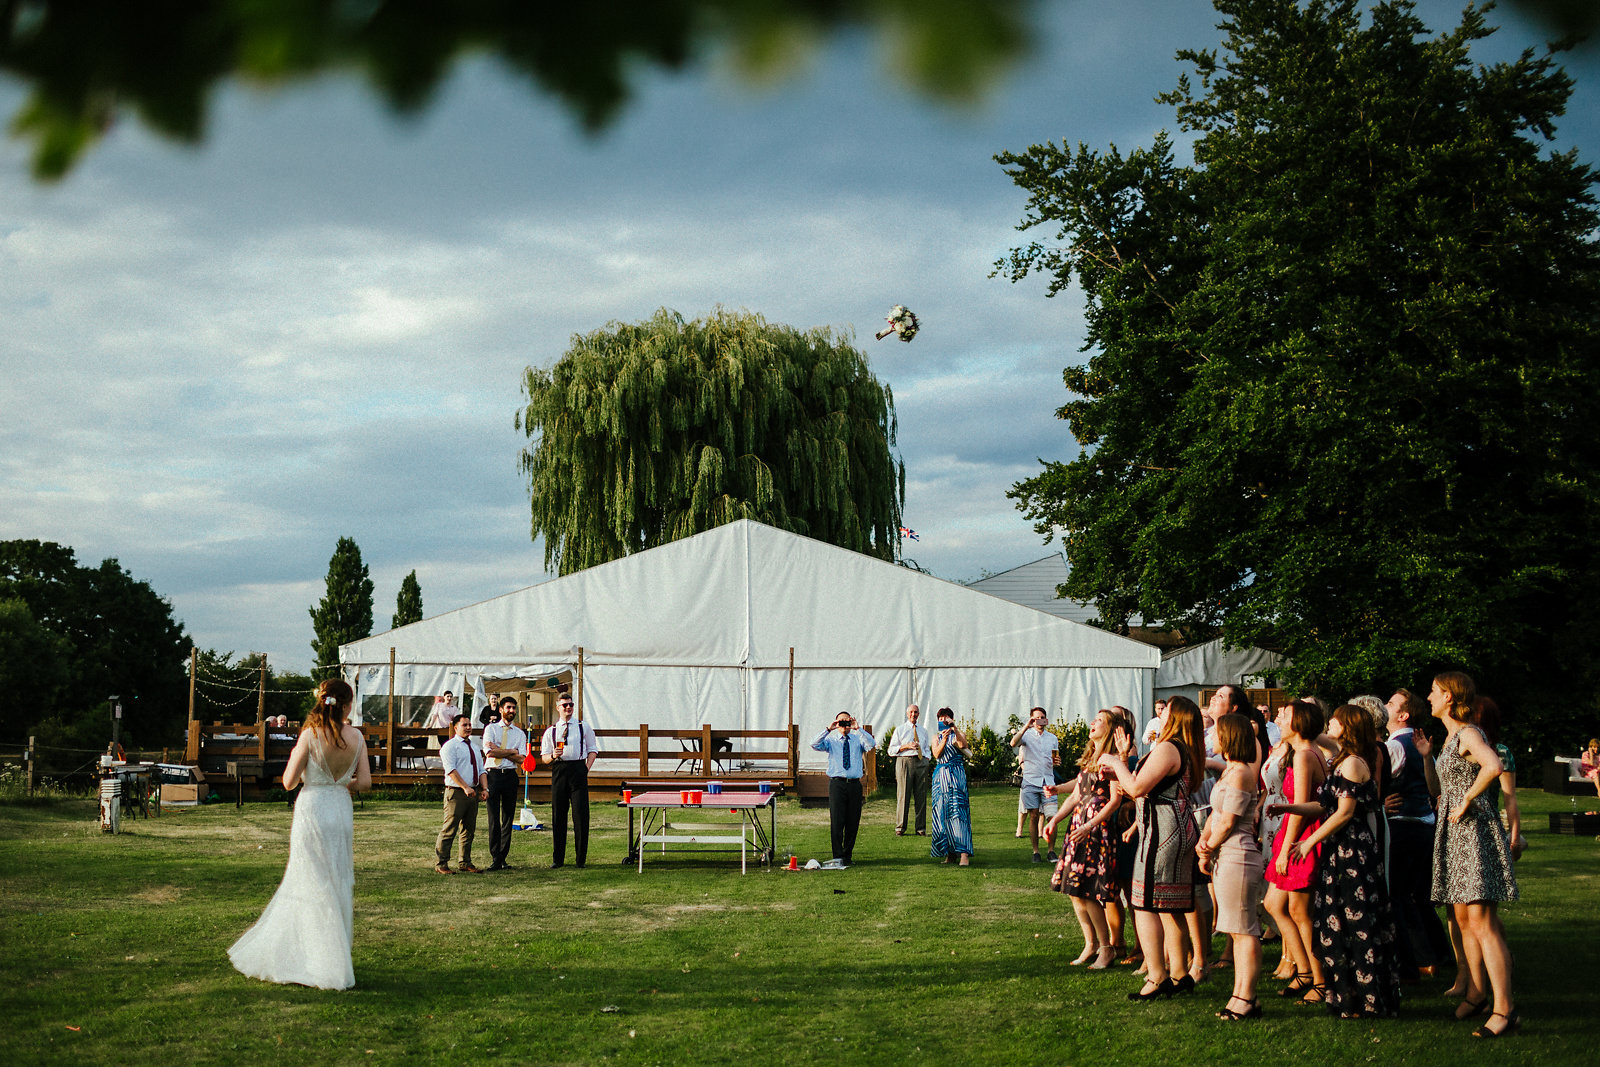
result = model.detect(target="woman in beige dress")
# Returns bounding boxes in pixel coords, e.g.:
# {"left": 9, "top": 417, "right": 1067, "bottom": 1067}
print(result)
{"left": 1197, "top": 713, "right": 1266, "bottom": 1019}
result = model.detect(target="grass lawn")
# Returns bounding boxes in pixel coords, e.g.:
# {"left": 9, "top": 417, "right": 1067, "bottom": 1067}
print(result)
{"left": 2, "top": 783, "right": 1597, "bottom": 1065}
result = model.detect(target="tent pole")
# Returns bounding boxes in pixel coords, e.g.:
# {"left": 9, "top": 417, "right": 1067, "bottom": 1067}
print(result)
{"left": 185, "top": 646, "right": 198, "bottom": 763}
{"left": 387, "top": 647, "right": 396, "bottom": 774}
{"left": 787, "top": 647, "right": 795, "bottom": 782}
{"left": 577, "top": 647, "right": 584, "bottom": 722}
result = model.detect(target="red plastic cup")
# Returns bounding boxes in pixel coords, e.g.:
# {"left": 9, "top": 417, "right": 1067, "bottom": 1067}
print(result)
{"left": 680, "top": 790, "right": 690, "bottom": 804}
{"left": 787, "top": 855, "right": 799, "bottom": 870}
{"left": 691, "top": 790, "right": 703, "bottom": 804}
{"left": 622, "top": 789, "right": 632, "bottom": 803}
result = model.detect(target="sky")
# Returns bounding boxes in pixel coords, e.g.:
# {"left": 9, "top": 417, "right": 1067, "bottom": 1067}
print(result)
{"left": 3, "top": 1, "right": 1597, "bottom": 674}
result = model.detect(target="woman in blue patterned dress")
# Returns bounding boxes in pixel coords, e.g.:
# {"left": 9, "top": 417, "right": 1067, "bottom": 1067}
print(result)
{"left": 930, "top": 707, "right": 973, "bottom": 866}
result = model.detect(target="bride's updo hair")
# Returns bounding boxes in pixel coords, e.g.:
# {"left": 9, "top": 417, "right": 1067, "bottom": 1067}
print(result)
{"left": 308, "top": 678, "right": 353, "bottom": 749}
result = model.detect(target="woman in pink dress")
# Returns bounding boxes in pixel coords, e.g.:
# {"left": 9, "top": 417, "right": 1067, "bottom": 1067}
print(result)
{"left": 1263, "top": 700, "right": 1328, "bottom": 1004}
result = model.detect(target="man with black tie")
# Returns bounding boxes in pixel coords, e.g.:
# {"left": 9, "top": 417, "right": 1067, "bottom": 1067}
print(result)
{"left": 480, "top": 696, "right": 528, "bottom": 871}
{"left": 811, "top": 712, "right": 877, "bottom": 866}
{"left": 540, "top": 694, "right": 598, "bottom": 868}
{"left": 435, "top": 714, "right": 485, "bottom": 874}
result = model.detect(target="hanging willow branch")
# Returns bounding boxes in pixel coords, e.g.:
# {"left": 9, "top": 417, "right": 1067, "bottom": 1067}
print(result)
{"left": 518, "top": 307, "right": 905, "bottom": 575}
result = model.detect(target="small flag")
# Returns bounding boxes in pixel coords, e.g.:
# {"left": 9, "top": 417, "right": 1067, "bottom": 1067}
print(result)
{"left": 899, "top": 526, "right": 919, "bottom": 541}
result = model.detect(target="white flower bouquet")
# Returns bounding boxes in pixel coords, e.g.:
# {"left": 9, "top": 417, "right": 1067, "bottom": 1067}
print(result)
{"left": 875, "top": 304, "right": 920, "bottom": 343}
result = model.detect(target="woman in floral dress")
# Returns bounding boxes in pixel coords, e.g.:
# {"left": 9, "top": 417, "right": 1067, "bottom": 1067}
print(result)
{"left": 1281, "top": 704, "right": 1401, "bottom": 1017}
{"left": 1048, "top": 709, "right": 1124, "bottom": 968}
{"left": 1429, "top": 672, "right": 1519, "bottom": 1038}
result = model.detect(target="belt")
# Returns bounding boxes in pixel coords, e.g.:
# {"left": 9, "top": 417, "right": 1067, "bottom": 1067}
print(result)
{"left": 486, "top": 766, "right": 518, "bottom": 773}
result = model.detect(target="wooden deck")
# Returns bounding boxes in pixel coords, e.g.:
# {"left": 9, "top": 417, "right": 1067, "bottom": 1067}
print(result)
{"left": 180, "top": 720, "right": 851, "bottom": 801}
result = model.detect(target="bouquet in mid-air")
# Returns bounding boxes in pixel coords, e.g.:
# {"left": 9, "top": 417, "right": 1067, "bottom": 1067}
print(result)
{"left": 875, "top": 305, "right": 920, "bottom": 343}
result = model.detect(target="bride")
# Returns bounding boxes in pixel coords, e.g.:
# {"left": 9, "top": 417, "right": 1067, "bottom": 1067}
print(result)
{"left": 229, "top": 678, "right": 371, "bottom": 989}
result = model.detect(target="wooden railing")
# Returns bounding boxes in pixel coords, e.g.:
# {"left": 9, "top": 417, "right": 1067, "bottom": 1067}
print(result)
{"left": 183, "top": 721, "right": 803, "bottom": 796}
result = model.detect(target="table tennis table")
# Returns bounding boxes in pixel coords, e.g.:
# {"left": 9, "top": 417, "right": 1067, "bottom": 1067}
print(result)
{"left": 619, "top": 790, "right": 778, "bottom": 874}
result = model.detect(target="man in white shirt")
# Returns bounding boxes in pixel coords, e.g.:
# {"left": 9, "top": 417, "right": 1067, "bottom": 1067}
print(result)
{"left": 889, "top": 704, "right": 930, "bottom": 836}
{"left": 1011, "top": 707, "right": 1061, "bottom": 863}
{"left": 540, "top": 695, "right": 598, "bottom": 868}
{"left": 480, "top": 696, "right": 528, "bottom": 871}
{"left": 435, "top": 714, "right": 485, "bottom": 874}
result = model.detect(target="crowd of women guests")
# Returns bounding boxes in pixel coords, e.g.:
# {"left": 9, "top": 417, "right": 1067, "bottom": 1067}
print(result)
{"left": 1024, "top": 671, "right": 1522, "bottom": 1037}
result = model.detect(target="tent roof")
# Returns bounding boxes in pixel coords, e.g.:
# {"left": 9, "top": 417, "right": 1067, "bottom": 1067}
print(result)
{"left": 966, "top": 554, "right": 1099, "bottom": 624}
{"left": 341, "top": 520, "right": 1159, "bottom": 671}
{"left": 1155, "top": 637, "right": 1288, "bottom": 689}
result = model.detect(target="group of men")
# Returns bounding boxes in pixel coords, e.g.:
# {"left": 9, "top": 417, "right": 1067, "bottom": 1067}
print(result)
{"left": 815, "top": 703, "right": 1064, "bottom": 868}
{"left": 432, "top": 692, "right": 598, "bottom": 874}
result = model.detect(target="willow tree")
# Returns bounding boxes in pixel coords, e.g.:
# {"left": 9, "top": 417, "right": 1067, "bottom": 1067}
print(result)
{"left": 518, "top": 307, "right": 904, "bottom": 575}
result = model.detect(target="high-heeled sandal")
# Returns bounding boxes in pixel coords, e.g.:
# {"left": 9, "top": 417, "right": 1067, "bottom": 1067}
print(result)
{"left": 1127, "top": 978, "right": 1176, "bottom": 1001}
{"left": 1276, "top": 972, "right": 1312, "bottom": 998}
{"left": 1454, "top": 998, "right": 1489, "bottom": 1020}
{"left": 1471, "top": 1010, "right": 1520, "bottom": 1038}
{"left": 1298, "top": 984, "right": 1329, "bottom": 1005}
{"left": 1216, "top": 996, "right": 1262, "bottom": 1020}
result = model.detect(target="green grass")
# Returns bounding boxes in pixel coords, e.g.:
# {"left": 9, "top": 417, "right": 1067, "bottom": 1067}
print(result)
{"left": 2, "top": 785, "right": 1597, "bottom": 1065}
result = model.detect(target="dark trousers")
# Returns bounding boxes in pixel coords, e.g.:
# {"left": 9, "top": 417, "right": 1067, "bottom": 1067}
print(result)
{"left": 551, "top": 760, "right": 590, "bottom": 866}
{"left": 1389, "top": 818, "right": 1450, "bottom": 975}
{"left": 485, "top": 768, "right": 519, "bottom": 865}
{"left": 828, "top": 776, "right": 865, "bottom": 862}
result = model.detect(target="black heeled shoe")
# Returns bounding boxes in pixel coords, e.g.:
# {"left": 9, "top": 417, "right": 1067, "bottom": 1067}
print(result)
{"left": 1217, "top": 996, "right": 1262, "bottom": 1020}
{"left": 1471, "top": 1010, "right": 1520, "bottom": 1038}
{"left": 1276, "top": 972, "right": 1312, "bottom": 998}
{"left": 1174, "top": 974, "right": 1197, "bottom": 995}
{"left": 1454, "top": 998, "right": 1489, "bottom": 1021}
{"left": 1128, "top": 978, "right": 1176, "bottom": 1001}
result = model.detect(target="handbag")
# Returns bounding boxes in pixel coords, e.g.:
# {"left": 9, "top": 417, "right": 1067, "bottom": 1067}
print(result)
{"left": 1010, "top": 766, "right": 1024, "bottom": 788}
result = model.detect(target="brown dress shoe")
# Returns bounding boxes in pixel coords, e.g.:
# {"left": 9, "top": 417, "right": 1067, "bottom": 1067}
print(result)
{"left": 434, "top": 864, "right": 454, "bottom": 874}
{"left": 459, "top": 862, "right": 484, "bottom": 874}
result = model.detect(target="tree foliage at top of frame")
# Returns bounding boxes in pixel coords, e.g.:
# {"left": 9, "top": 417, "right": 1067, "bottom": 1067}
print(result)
{"left": 518, "top": 307, "right": 904, "bottom": 576}
{"left": 994, "top": 0, "right": 1600, "bottom": 734}
{"left": 0, "top": 0, "right": 1032, "bottom": 180}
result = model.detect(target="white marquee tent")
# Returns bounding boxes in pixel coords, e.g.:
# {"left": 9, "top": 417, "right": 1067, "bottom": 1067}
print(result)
{"left": 1153, "top": 638, "right": 1289, "bottom": 705}
{"left": 339, "top": 521, "right": 1158, "bottom": 763}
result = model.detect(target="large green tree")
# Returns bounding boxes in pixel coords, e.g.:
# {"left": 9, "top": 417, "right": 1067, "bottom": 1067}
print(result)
{"left": 995, "top": 0, "right": 1600, "bottom": 737}
{"left": 0, "top": 539, "right": 190, "bottom": 747}
{"left": 308, "top": 537, "right": 374, "bottom": 676}
{"left": 392, "top": 570, "right": 423, "bottom": 629}
{"left": 519, "top": 307, "right": 904, "bottom": 575}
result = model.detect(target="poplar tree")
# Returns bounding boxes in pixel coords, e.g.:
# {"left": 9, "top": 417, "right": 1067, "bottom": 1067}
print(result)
{"left": 519, "top": 307, "right": 904, "bottom": 575}
{"left": 995, "top": 0, "right": 1600, "bottom": 728}
{"left": 392, "top": 570, "right": 423, "bottom": 629}
{"left": 309, "top": 537, "right": 374, "bottom": 676}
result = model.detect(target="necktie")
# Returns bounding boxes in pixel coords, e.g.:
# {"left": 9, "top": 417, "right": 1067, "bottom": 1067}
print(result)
{"left": 842, "top": 733, "right": 851, "bottom": 772}
{"left": 466, "top": 741, "right": 478, "bottom": 786}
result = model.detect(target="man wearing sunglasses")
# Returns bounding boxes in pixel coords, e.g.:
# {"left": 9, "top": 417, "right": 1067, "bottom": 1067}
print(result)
{"left": 811, "top": 712, "right": 877, "bottom": 866}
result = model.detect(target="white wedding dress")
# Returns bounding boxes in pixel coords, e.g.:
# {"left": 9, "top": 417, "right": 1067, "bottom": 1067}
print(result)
{"left": 229, "top": 735, "right": 357, "bottom": 989}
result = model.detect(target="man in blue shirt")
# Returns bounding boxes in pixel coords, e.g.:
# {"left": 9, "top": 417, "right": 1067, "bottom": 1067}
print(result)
{"left": 812, "top": 712, "right": 877, "bottom": 865}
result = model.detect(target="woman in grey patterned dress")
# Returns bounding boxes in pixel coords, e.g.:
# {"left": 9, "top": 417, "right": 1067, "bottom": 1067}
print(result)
{"left": 1428, "top": 671, "right": 1519, "bottom": 1038}
{"left": 1099, "top": 696, "right": 1206, "bottom": 1000}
